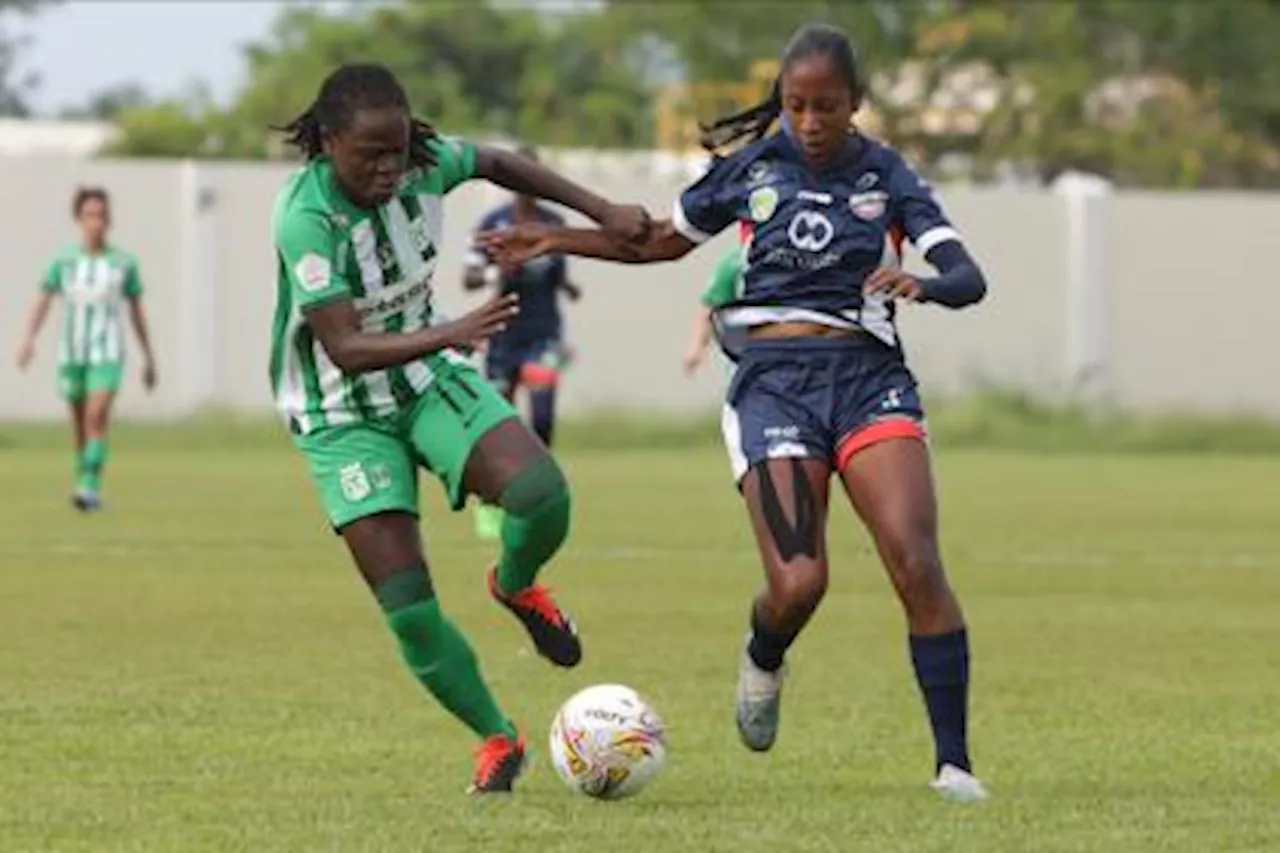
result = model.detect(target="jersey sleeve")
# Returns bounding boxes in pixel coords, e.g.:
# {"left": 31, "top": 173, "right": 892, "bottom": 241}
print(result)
{"left": 888, "top": 152, "right": 963, "bottom": 256}
{"left": 672, "top": 155, "right": 741, "bottom": 244}
{"left": 424, "top": 135, "right": 479, "bottom": 195}
{"left": 122, "top": 258, "right": 143, "bottom": 298}
{"left": 40, "top": 256, "right": 63, "bottom": 294}
{"left": 275, "top": 208, "right": 352, "bottom": 309}
{"left": 700, "top": 247, "right": 744, "bottom": 308}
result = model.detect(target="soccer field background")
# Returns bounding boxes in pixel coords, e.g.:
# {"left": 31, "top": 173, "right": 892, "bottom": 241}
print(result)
{"left": 1, "top": 416, "right": 1277, "bottom": 852}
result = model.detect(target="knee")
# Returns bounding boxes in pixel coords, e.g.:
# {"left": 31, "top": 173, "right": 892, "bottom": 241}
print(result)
{"left": 500, "top": 456, "right": 570, "bottom": 524}
{"left": 764, "top": 564, "right": 828, "bottom": 625}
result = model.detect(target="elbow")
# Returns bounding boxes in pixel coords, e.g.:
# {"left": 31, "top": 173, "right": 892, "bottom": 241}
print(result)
{"left": 966, "top": 269, "right": 988, "bottom": 307}
{"left": 322, "top": 335, "right": 368, "bottom": 375}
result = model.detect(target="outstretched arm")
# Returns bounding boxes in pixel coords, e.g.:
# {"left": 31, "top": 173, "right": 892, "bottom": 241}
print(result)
{"left": 479, "top": 219, "right": 697, "bottom": 267}
{"left": 474, "top": 147, "right": 648, "bottom": 240}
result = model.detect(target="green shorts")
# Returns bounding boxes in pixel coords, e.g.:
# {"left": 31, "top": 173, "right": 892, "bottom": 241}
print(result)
{"left": 59, "top": 362, "right": 122, "bottom": 402}
{"left": 294, "top": 358, "right": 519, "bottom": 530}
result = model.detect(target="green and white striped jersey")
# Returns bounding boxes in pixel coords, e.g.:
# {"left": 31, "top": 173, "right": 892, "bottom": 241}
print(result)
{"left": 40, "top": 244, "right": 143, "bottom": 367}
{"left": 269, "top": 135, "right": 477, "bottom": 435}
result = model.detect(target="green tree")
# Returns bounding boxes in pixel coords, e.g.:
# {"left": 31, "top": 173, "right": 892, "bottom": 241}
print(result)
{"left": 0, "top": 0, "right": 55, "bottom": 117}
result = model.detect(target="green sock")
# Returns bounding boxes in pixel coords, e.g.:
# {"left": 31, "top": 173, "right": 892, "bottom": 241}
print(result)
{"left": 496, "top": 456, "right": 571, "bottom": 596}
{"left": 78, "top": 438, "right": 108, "bottom": 492}
{"left": 376, "top": 568, "right": 514, "bottom": 739}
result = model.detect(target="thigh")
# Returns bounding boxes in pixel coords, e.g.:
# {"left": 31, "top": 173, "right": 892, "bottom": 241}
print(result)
{"left": 295, "top": 422, "right": 419, "bottom": 532}
{"left": 83, "top": 388, "right": 116, "bottom": 431}
{"left": 407, "top": 355, "right": 523, "bottom": 509}
{"left": 838, "top": 435, "right": 938, "bottom": 559}
{"left": 340, "top": 511, "right": 425, "bottom": 590}
{"left": 741, "top": 457, "right": 832, "bottom": 572}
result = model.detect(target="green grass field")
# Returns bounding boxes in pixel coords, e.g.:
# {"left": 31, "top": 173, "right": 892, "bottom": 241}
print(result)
{"left": 1, "top": 421, "right": 1278, "bottom": 852}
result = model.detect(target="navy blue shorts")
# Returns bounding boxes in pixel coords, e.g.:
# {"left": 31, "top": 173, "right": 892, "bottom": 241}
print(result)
{"left": 720, "top": 336, "right": 928, "bottom": 484}
{"left": 485, "top": 337, "right": 570, "bottom": 396}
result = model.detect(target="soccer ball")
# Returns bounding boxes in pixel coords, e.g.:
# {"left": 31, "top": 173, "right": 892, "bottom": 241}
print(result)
{"left": 548, "top": 683, "right": 667, "bottom": 800}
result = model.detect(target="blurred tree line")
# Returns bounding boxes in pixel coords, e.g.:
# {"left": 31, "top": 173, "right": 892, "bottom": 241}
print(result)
{"left": 8, "top": 0, "right": 1279, "bottom": 188}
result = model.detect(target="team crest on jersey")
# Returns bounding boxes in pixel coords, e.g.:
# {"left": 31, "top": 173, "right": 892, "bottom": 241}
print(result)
{"left": 294, "top": 253, "right": 332, "bottom": 293}
{"left": 338, "top": 462, "right": 372, "bottom": 502}
{"left": 848, "top": 190, "right": 889, "bottom": 221}
{"left": 748, "top": 186, "right": 779, "bottom": 223}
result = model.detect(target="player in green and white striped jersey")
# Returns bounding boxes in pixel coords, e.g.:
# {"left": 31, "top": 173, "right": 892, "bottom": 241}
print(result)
{"left": 269, "top": 64, "right": 649, "bottom": 795}
{"left": 16, "top": 187, "right": 157, "bottom": 512}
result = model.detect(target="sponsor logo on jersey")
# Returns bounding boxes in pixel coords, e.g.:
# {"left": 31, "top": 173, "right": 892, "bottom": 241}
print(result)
{"left": 848, "top": 190, "right": 889, "bottom": 221}
{"left": 294, "top": 253, "right": 332, "bottom": 293}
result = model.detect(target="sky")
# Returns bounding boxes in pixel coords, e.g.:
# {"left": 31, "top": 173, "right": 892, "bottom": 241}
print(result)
{"left": 10, "top": 0, "right": 605, "bottom": 116}
{"left": 11, "top": 1, "right": 348, "bottom": 115}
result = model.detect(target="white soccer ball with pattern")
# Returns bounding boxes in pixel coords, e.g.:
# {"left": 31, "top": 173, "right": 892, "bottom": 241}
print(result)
{"left": 548, "top": 683, "right": 667, "bottom": 800}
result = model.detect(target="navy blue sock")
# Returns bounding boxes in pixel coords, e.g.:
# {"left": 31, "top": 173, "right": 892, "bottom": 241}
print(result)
{"left": 529, "top": 388, "right": 556, "bottom": 447}
{"left": 747, "top": 605, "right": 798, "bottom": 673}
{"left": 910, "top": 629, "right": 971, "bottom": 773}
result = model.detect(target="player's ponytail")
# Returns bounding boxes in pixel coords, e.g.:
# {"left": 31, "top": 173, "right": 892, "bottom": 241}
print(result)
{"left": 698, "top": 22, "right": 864, "bottom": 157}
{"left": 698, "top": 82, "right": 782, "bottom": 155}
{"left": 274, "top": 64, "right": 440, "bottom": 169}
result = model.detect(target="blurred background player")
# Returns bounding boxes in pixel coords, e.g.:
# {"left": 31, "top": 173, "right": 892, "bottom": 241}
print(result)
{"left": 15, "top": 187, "right": 157, "bottom": 512}
{"left": 683, "top": 222, "right": 750, "bottom": 377}
{"left": 479, "top": 22, "right": 990, "bottom": 801}
{"left": 269, "top": 64, "right": 647, "bottom": 794}
{"left": 463, "top": 144, "right": 582, "bottom": 540}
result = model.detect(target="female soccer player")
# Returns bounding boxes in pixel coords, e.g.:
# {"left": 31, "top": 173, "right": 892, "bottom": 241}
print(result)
{"left": 268, "top": 63, "right": 647, "bottom": 794}
{"left": 480, "top": 24, "right": 990, "bottom": 801}
{"left": 15, "top": 187, "right": 157, "bottom": 512}
{"left": 462, "top": 144, "right": 583, "bottom": 540}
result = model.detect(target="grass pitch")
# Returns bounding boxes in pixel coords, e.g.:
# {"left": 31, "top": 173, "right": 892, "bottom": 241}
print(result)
{"left": 0, "top": 422, "right": 1277, "bottom": 852}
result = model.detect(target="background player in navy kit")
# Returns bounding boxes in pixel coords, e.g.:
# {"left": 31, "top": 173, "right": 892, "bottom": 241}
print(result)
{"left": 480, "top": 23, "right": 989, "bottom": 802}
{"left": 463, "top": 145, "right": 582, "bottom": 540}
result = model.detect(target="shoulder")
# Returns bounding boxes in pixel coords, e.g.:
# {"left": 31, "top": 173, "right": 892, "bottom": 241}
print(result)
{"left": 694, "top": 135, "right": 787, "bottom": 188}
{"left": 49, "top": 243, "right": 78, "bottom": 263}
{"left": 107, "top": 245, "right": 140, "bottom": 268}
{"left": 272, "top": 164, "right": 338, "bottom": 242}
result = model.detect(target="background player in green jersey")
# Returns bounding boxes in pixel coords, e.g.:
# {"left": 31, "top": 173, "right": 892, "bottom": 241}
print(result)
{"left": 683, "top": 243, "right": 744, "bottom": 377}
{"left": 269, "top": 64, "right": 648, "bottom": 795}
{"left": 15, "top": 187, "right": 158, "bottom": 512}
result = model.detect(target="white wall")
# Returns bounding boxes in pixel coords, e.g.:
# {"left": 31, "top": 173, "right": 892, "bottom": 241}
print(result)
{"left": 1, "top": 153, "right": 1277, "bottom": 422}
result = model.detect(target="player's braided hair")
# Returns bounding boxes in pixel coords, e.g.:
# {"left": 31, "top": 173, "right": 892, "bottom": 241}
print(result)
{"left": 276, "top": 63, "right": 440, "bottom": 169}
{"left": 698, "top": 23, "right": 864, "bottom": 155}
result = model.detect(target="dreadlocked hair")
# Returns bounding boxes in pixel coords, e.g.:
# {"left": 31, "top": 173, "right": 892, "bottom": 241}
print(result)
{"left": 274, "top": 63, "right": 440, "bottom": 169}
{"left": 698, "top": 22, "right": 864, "bottom": 156}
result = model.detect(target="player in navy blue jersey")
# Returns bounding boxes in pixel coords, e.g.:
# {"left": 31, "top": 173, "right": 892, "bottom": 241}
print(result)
{"left": 464, "top": 145, "right": 582, "bottom": 540}
{"left": 479, "top": 24, "right": 989, "bottom": 801}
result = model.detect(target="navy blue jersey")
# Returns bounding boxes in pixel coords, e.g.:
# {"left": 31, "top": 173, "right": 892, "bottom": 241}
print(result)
{"left": 466, "top": 202, "right": 569, "bottom": 342}
{"left": 673, "top": 132, "right": 962, "bottom": 354}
